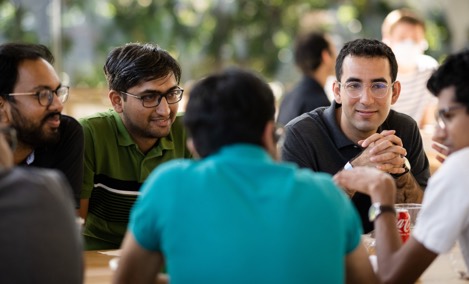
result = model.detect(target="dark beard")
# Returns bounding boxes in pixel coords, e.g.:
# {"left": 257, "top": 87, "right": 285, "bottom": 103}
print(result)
{"left": 11, "top": 109, "right": 61, "bottom": 148}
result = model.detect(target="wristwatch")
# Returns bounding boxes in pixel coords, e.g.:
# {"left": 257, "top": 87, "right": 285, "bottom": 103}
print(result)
{"left": 392, "top": 157, "right": 411, "bottom": 178}
{"left": 368, "top": 202, "right": 396, "bottom": 222}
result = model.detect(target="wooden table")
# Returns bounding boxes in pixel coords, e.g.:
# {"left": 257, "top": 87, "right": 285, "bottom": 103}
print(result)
{"left": 85, "top": 248, "right": 468, "bottom": 284}
{"left": 84, "top": 251, "right": 115, "bottom": 284}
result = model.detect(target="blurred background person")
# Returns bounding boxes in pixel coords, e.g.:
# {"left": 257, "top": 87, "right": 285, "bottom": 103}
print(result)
{"left": 382, "top": 8, "right": 439, "bottom": 129}
{"left": 277, "top": 31, "right": 336, "bottom": 126}
{"left": 0, "top": 119, "right": 83, "bottom": 283}
{"left": 114, "top": 68, "right": 378, "bottom": 284}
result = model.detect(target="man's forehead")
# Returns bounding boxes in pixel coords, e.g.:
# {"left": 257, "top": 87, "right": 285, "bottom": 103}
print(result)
{"left": 341, "top": 55, "right": 391, "bottom": 81}
{"left": 16, "top": 58, "right": 60, "bottom": 89}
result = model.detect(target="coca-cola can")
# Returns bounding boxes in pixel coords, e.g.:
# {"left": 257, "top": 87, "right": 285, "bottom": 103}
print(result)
{"left": 397, "top": 208, "right": 411, "bottom": 243}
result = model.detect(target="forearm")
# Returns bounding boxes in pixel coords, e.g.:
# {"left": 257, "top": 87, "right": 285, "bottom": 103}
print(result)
{"left": 394, "top": 173, "right": 423, "bottom": 203}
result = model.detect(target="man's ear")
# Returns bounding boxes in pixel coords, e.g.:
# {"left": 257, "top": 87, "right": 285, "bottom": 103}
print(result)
{"left": 333, "top": 81, "right": 342, "bottom": 104}
{"left": 390, "top": 81, "right": 401, "bottom": 105}
{"left": 0, "top": 97, "right": 11, "bottom": 123}
{"left": 109, "top": 90, "right": 123, "bottom": 113}
{"left": 186, "top": 138, "right": 200, "bottom": 159}
{"left": 261, "top": 120, "right": 279, "bottom": 160}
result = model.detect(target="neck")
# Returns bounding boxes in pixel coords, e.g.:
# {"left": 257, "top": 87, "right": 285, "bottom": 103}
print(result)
{"left": 133, "top": 136, "right": 159, "bottom": 155}
{"left": 310, "top": 67, "right": 332, "bottom": 88}
{"left": 335, "top": 108, "right": 376, "bottom": 144}
{"left": 13, "top": 143, "right": 34, "bottom": 165}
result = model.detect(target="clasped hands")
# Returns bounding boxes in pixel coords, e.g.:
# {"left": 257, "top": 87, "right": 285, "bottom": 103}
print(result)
{"left": 340, "top": 130, "right": 407, "bottom": 198}
{"left": 354, "top": 130, "right": 407, "bottom": 175}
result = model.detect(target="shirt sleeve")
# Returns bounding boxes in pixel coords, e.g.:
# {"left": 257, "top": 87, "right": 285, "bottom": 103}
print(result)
{"left": 413, "top": 150, "right": 469, "bottom": 253}
{"left": 57, "top": 116, "right": 84, "bottom": 208}
{"left": 79, "top": 118, "right": 96, "bottom": 199}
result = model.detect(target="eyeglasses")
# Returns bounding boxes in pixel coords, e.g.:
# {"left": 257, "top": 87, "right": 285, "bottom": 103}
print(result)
{"left": 338, "top": 81, "right": 395, "bottom": 99}
{"left": 0, "top": 126, "right": 17, "bottom": 151}
{"left": 7, "top": 85, "right": 69, "bottom": 107}
{"left": 120, "top": 87, "right": 184, "bottom": 108}
{"left": 435, "top": 105, "right": 467, "bottom": 130}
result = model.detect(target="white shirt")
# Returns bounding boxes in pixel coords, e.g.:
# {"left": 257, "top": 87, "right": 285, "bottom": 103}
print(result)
{"left": 413, "top": 147, "right": 469, "bottom": 270}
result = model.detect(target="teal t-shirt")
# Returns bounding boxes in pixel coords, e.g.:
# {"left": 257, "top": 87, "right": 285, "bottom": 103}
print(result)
{"left": 80, "top": 110, "right": 191, "bottom": 250}
{"left": 131, "top": 144, "right": 362, "bottom": 284}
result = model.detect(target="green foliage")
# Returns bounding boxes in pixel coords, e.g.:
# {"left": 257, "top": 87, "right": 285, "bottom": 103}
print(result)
{"left": 0, "top": 0, "right": 451, "bottom": 87}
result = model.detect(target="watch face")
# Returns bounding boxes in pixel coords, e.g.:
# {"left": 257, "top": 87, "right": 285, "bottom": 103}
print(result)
{"left": 369, "top": 204, "right": 379, "bottom": 222}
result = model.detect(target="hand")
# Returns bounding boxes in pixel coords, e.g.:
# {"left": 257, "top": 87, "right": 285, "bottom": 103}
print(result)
{"left": 355, "top": 130, "right": 407, "bottom": 174}
{"left": 333, "top": 167, "right": 396, "bottom": 204}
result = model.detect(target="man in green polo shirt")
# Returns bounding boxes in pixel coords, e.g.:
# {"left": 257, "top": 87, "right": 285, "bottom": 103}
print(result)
{"left": 79, "top": 43, "right": 192, "bottom": 250}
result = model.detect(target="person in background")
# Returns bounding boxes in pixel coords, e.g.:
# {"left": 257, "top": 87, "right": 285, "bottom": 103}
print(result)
{"left": 282, "top": 38, "right": 429, "bottom": 233}
{"left": 0, "top": 119, "right": 83, "bottom": 283}
{"left": 114, "top": 68, "right": 379, "bottom": 284}
{"left": 277, "top": 31, "right": 336, "bottom": 126}
{"left": 79, "top": 43, "right": 192, "bottom": 250}
{"left": 0, "top": 43, "right": 84, "bottom": 209}
{"left": 334, "top": 48, "right": 469, "bottom": 283}
{"left": 382, "top": 8, "right": 439, "bottom": 128}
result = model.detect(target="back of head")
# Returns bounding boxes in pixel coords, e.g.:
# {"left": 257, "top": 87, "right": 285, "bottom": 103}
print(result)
{"left": 103, "top": 42, "right": 181, "bottom": 92}
{"left": 382, "top": 8, "right": 425, "bottom": 41}
{"left": 294, "top": 32, "right": 331, "bottom": 74}
{"left": 427, "top": 49, "right": 469, "bottom": 108}
{"left": 184, "top": 68, "right": 275, "bottom": 158}
{"left": 0, "top": 43, "right": 54, "bottom": 98}
{"left": 335, "top": 38, "right": 398, "bottom": 82}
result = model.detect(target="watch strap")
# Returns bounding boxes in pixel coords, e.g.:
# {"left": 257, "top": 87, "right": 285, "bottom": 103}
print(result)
{"left": 369, "top": 203, "right": 396, "bottom": 222}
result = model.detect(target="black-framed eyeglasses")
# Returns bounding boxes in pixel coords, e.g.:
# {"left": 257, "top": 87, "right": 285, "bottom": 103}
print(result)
{"left": 0, "top": 126, "right": 17, "bottom": 151}
{"left": 120, "top": 87, "right": 184, "bottom": 108}
{"left": 435, "top": 105, "right": 467, "bottom": 130}
{"left": 338, "top": 81, "right": 395, "bottom": 99}
{"left": 7, "top": 85, "right": 69, "bottom": 107}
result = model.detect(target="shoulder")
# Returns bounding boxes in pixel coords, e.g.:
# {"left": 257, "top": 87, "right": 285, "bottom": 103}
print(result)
{"left": 79, "top": 110, "right": 115, "bottom": 126}
{"left": 417, "top": 55, "right": 439, "bottom": 71}
{"left": 60, "top": 115, "right": 83, "bottom": 135}
{"left": 1, "top": 168, "right": 70, "bottom": 198}
{"left": 385, "top": 110, "right": 419, "bottom": 131}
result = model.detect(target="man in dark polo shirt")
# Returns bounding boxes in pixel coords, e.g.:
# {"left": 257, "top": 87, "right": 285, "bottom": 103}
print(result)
{"left": 282, "top": 38, "right": 430, "bottom": 233}
{"left": 0, "top": 43, "right": 83, "bottom": 209}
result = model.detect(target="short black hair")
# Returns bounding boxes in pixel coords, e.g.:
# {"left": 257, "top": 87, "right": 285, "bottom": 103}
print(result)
{"left": 335, "top": 38, "right": 398, "bottom": 83}
{"left": 184, "top": 68, "right": 275, "bottom": 158}
{"left": 294, "top": 32, "right": 331, "bottom": 74}
{"left": 0, "top": 43, "right": 54, "bottom": 99}
{"left": 103, "top": 42, "right": 181, "bottom": 93}
{"left": 427, "top": 49, "right": 469, "bottom": 109}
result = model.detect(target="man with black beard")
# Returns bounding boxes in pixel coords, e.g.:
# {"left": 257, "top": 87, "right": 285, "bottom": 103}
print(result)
{"left": 0, "top": 43, "right": 84, "bottom": 209}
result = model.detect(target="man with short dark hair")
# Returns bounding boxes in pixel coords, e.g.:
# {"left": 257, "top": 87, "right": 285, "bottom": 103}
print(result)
{"left": 277, "top": 32, "right": 336, "bottom": 125}
{"left": 114, "top": 68, "right": 379, "bottom": 284}
{"left": 79, "top": 43, "right": 191, "bottom": 250}
{"left": 0, "top": 43, "right": 84, "bottom": 209}
{"left": 0, "top": 118, "right": 83, "bottom": 283}
{"left": 282, "top": 38, "right": 429, "bottom": 233}
{"left": 334, "top": 48, "right": 469, "bottom": 283}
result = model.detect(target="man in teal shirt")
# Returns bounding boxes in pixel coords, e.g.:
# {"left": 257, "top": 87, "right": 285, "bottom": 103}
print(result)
{"left": 79, "top": 43, "right": 191, "bottom": 250}
{"left": 114, "top": 68, "right": 379, "bottom": 283}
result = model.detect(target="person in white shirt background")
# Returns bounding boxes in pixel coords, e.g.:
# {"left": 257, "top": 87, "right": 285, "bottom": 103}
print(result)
{"left": 382, "top": 8, "right": 439, "bottom": 129}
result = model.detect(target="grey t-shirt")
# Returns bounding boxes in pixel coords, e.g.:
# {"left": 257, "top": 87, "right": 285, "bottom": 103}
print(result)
{"left": 0, "top": 167, "right": 83, "bottom": 283}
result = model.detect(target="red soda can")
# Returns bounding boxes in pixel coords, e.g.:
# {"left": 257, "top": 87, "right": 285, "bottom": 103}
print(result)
{"left": 397, "top": 209, "right": 411, "bottom": 243}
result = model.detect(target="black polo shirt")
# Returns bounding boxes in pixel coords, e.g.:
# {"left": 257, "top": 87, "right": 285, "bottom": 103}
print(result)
{"left": 282, "top": 101, "right": 430, "bottom": 233}
{"left": 19, "top": 115, "right": 84, "bottom": 208}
